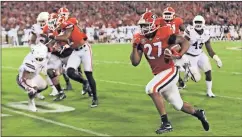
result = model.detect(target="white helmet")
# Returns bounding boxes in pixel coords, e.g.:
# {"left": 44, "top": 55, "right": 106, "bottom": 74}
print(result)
{"left": 37, "top": 12, "right": 49, "bottom": 28}
{"left": 193, "top": 15, "right": 205, "bottom": 30}
{"left": 31, "top": 43, "right": 48, "bottom": 64}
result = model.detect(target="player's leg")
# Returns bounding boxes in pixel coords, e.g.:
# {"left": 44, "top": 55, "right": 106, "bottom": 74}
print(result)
{"left": 184, "top": 54, "right": 201, "bottom": 82}
{"left": 82, "top": 43, "right": 98, "bottom": 107}
{"left": 47, "top": 55, "right": 66, "bottom": 101}
{"left": 161, "top": 74, "right": 209, "bottom": 132}
{"left": 198, "top": 53, "right": 215, "bottom": 97}
{"left": 16, "top": 75, "right": 38, "bottom": 112}
{"left": 145, "top": 67, "right": 179, "bottom": 134}
{"left": 62, "top": 58, "right": 73, "bottom": 91}
{"left": 174, "top": 56, "right": 190, "bottom": 89}
{"left": 46, "top": 75, "right": 58, "bottom": 96}
{"left": 66, "top": 50, "right": 90, "bottom": 94}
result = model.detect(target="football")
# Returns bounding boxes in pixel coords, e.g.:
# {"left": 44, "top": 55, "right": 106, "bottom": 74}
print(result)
{"left": 170, "top": 44, "right": 181, "bottom": 53}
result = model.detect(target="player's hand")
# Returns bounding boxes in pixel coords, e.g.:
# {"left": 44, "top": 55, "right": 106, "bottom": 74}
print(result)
{"left": 213, "top": 55, "right": 222, "bottom": 68}
{"left": 132, "top": 37, "right": 141, "bottom": 48}
{"left": 26, "top": 87, "right": 37, "bottom": 94}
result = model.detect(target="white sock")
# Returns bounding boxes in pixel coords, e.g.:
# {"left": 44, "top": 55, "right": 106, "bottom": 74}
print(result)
{"left": 206, "top": 81, "right": 212, "bottom": 92}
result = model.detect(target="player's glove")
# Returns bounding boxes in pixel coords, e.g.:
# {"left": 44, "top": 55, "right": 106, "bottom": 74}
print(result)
{"left": 26, "top": 87, "right": 37, "bottom": 94}
{"left": 213, "top": 55, "right": 222, "bottom": 68}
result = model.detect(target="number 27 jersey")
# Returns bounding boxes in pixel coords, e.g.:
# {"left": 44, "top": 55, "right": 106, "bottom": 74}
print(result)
{"left": 184, "top": 25, "right": 210, "bottom": 56}
{"left": 134, "top": 26, "right": 174, "bottom": 75}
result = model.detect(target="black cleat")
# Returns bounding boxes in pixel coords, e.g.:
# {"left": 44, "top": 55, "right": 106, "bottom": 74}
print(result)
{"left": 63, "top": 83, "right": 73, "bottom": 91}
{"left": 90, "top": 99, "right": 98, "bottom": 108}
{"left": 82, "top": 82, "right": 92, "bottom": 97}
{"left": 196, "top": 109, "right": 210, "bottom": 131}
{"left": 53, "top": 93, "right": 66, "bottom": 101}
{"left": 155, "top": 122, "right": 173, "bottom": 134}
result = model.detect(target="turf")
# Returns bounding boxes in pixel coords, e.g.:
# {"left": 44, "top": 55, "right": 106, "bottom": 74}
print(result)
{"left": 1, "top": 41, "right": 242, "bottom": 136}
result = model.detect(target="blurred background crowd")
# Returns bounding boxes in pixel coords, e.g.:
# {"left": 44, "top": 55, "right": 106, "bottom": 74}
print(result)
{"left": 1, "top": 1, "right": 242, "bottom": 46}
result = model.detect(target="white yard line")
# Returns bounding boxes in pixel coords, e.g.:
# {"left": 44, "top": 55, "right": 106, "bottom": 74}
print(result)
{"left": 1, "top": 114, "right": 12, "bottom": 117}
{"left": 2, "top": 66, "right": 242, "bottom": 101}
{"left": 2, "top": 107, "right": 110, "bottom": 136}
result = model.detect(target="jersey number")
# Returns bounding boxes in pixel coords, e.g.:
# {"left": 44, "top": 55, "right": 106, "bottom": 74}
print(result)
{"left": 167, "top": 24, "right": 176, "bottom": 33}
{"left": 192, "top": 41, "right": 203, "bottom": 49}
{"left": 144, "top": 42, "right": 162, "bottom": 59}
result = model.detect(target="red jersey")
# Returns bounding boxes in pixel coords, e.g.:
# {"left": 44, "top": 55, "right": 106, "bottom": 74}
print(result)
{"left": 60, "top": 21, "right": 87, "bottom": 48}
{"left": 67, "top": 17, "right": 78, "bottom": 25}
{"left": 134, "top": 26, "right": 174, "bottom": 75}
{"left": 158, "top": 17, "right": 183, "bottom": 34}
{"left": 67, "top": 17, "right": 88, "bottom": 40}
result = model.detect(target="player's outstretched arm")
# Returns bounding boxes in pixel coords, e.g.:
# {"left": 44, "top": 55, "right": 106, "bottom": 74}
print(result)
{"left": 51, "top": 27, "right": 73, "bottom": 43}
{"left": 205, "top": 39, "right": 222, "bottom": 68}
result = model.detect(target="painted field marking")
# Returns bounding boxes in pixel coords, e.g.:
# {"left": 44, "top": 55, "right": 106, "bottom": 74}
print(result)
{"left": 2, "top": 107, "right": 110, "bottom": 136}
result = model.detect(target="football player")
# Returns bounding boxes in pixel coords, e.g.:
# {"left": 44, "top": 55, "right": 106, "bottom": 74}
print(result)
{"left": 48, "top": 16, "right": 97, "bottom": 107}
{"left": 16, "top": 43, "right": 48, "bottom": 112}
{"left": 29, "top": 11, "right": 60, "bottom": 97}
{"left": 158, "top": 7, "right": 187, "bottom": 89}
{"left": 183, "top": 15, "right": 222, "bottom": 97}
{"left": 42, "top": 13, "right": 91, "bottom": 101}
{"left": 130, "top": 11, "right": 209, "bottom": 134}
{"left": 28, "top": 12, "right": 53, "bottom": 99}
{"left": 57, "top": 7, "right": 87, "bottom": 92}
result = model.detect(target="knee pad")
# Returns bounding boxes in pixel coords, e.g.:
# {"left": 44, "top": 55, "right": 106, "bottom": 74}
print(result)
{"left": 47, "top": 69, "right": 57, "bottom": 79}
{"left": 205, "top": 70, "right": 212, "bottom": 81}
{"left": 187, "top": 67, "right": 201, "bottom": 82}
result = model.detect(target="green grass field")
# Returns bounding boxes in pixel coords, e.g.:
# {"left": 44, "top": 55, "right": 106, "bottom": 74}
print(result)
{"left": 1, "top": 41, "right": 242, "bottom": 136}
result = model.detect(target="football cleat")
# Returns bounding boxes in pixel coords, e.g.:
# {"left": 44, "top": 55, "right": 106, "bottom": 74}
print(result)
{"left": 36, "top": 93, "right": 45, "bottom": 100}
{"left": 82, "top": 82, "right": 92, "bottom": 97}
{"left": 28, "top": 99, "right": 37, "bottom": 112}
{"left": 196, "top": 109, "right": 210, "bottom": 131}
{"left": 53, "top": 93, "right": 66, "bottom": 101}
{"left": 90, "top": 99, "right": 98, "bottom": 108}
{"left": 207, "top": 91, "right": 216, "bottom": 98}
{"left": 156, "top": 122, "right": 173, "bottom": 134}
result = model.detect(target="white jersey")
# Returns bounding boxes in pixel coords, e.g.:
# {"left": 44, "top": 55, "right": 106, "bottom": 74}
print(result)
{"left": 184, "top": 25, "right": 210, "bottom": 56}
{"left": 31, "top": 24, "right": 44, "bottom": 44}
{"left": 18, "top": 53, "right": 46, "bottom": 80}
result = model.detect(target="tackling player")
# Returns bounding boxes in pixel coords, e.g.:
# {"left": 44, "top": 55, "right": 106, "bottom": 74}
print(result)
{"left": 158, "top": 7, "right": 187, "bottom": 89}
{"left": 57, "top": 7, "right": 87, "bottom": 92}
{"left": 183, "top": 15, "right": 222, "bottom": 97}
{"left": 130, "top": 11, "right": 209, "bottom": 134}
{"left": 48, "top": 16, "right": 98, "bottom": 107}
{"left": 16, "top": 43, "right": 48, "bottom": 112}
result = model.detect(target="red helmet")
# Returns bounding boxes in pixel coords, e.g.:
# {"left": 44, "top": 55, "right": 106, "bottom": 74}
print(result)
{"left": 162, "top": 7, "right": 175, "bottom": 20}
{"left": 138, "top": 11, "right": 159, "bottom": 35}
{"left": 47, "top": 13, "right": 59, "bottom": 31}
{"left": 58, "top": 7, "right": 70, "bottom": 21}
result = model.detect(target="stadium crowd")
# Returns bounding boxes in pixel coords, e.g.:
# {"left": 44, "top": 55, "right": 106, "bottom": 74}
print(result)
{"left": 1, "top": 1, "right": 242, "bottom": 45}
